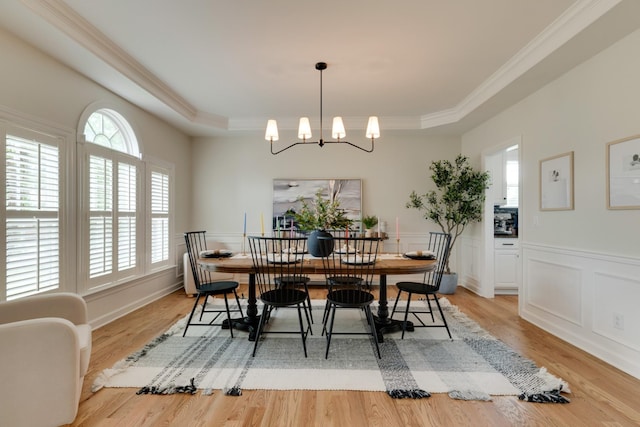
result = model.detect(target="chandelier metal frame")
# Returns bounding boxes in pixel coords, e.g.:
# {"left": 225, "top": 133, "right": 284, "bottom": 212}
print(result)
{"left": 265, "top": 62, "right": 380, "bottom": 155}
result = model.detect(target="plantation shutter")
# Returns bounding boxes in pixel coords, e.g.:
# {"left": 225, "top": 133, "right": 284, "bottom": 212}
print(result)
{"left": 5, "top": 134, "right": 60, "bottom": 300}
{"left": 89, "top": 154, "right": 113, "bottom": 278}
{"left": 88, "top": 154, "right": 138, "bottom": 282}
{"left": 150, "top": 170, "right": 169, "bottom": 264}
{"left": 118, "top": 162, "right": 136, "bottom": 271}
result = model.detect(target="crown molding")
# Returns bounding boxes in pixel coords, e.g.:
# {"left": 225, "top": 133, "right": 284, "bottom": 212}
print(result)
{"left": 19, "top": 0, "right": 621, "bottom": 133}
{"left": 20, "top": 0, "right": 205, "bottom": 123}
{"left": 420, "top": 0, "right": 622, "bottom": 129}
{"left": 229, "top": 116, "right": 422, "bottom": 132}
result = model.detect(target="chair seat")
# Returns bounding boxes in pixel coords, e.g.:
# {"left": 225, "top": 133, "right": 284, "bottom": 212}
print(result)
{"left": 395, "top": 281, "right": 438, "bottom": 294}
{"left": 261, "top": 288, "right": 308, "bottom": 307}
{"left": 198, "top": 280, "right": 239, "bottom": 294}
{"left": 327, "top": 289, "right": 374, "bottom": 307}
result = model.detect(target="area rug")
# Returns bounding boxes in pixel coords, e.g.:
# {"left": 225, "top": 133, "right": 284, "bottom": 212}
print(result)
{"left": 92, "top": 298, "right": 570, "bottom": 402}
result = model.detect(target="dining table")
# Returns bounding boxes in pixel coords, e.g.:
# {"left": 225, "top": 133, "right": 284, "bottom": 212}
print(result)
{"left": 199, "top": 253, "right": 436, "bottom": 342}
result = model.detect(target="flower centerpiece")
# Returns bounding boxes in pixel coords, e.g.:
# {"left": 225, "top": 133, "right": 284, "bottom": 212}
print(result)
{"left": 294, "top": 190, "right": 352, "bottom": 256}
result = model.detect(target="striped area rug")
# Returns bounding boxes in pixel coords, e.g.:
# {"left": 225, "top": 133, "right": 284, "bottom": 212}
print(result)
{"left": 92, "top": 298, "right": 570, "bottom": 402}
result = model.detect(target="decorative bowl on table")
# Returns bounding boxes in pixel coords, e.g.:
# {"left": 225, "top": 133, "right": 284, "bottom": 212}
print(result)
{"left": 403, "top": 250, "right": 436, "bottom": 260}
{"left": 199, "top": 249, "right": 233, "bottom": 258}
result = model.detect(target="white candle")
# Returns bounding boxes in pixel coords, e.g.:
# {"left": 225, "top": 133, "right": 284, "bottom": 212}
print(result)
{"left": 396, "top": 217, "right": 399, "bottom": 239}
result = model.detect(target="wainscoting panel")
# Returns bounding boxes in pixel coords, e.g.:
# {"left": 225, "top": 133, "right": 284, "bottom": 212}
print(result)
{"left": 459, "top": 236, "right": 482, "bottom": 295}
{"left": 592, "top": 271, "right": 640, "bottom": 353}
{"left": 522, "top": 244, "right": 640, "bottom": 380}
{"left": 526, "top": 258, "right": 582, "bottom": 326}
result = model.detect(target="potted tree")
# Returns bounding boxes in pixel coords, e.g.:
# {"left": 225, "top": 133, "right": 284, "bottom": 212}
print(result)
{"left": 294, "top": 190, "right": 352, "bottom": 256}
{"left": 406, "top": 154, "right": 490, "bottom": 293}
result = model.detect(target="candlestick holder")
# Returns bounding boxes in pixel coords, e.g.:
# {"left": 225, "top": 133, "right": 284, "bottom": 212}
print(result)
{"left": 396, "top": 238, "right": 401, "bottom": 257}
{"left": 242, "top": 233, "right": 246, "bottom": 255}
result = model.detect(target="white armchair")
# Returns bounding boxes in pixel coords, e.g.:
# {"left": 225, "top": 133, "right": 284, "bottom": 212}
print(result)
{"left": 0, "top": 292, "right": 92, "bottom": 427}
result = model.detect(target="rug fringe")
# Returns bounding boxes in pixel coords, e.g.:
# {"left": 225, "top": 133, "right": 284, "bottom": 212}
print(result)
{"left": 439, "top": 297, "right": 496, "bottom": 340}
{"left": 387, "top": 389, "right": 431, "bottom": 399}
{"left": 136, "top": 378, "right": 197, "bottom": 395}
{"left": 518, "top": 386, "right": 570, "bottom": 403}
{"left": 448, "top": 389, "right": 492, "bottom": 401}
{"left": 224, "top": 386, "right": 243, "bottom": 396}
{"left": 535, "top": 367, "right": 571, "bottom": 394}
{"left": 91, "top": 310, "right": 198, "bottom": 393}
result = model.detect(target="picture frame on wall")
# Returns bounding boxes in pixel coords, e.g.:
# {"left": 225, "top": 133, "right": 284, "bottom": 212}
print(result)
{"left": 272, "top": 179, "right": 362, "bottom": 230}
{"left": 607, "top": 134, "right": 640, "bottom": 209}
{"left": 540, "top": 151, "right": 574, "bottom": 211}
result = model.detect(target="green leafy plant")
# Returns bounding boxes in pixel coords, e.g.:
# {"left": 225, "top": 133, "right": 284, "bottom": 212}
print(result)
{"left": 294, "top": 190, "right": 352, "bottom": 231}
{"left": 407, "top": 154, "right": 490, "bottom": 273}
{"left": 361, "top": 215, "right": 378, "bottom": 230}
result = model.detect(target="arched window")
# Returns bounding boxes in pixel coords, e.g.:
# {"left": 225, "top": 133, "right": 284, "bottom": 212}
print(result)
{"left": 79, "top": 106, "right": 171, "bottom": 291}
{"left": 84, "top": 108, "right": 140, "bottom": 157}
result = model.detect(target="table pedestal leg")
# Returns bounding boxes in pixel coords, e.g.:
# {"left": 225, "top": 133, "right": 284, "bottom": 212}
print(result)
{"left": 372, "top": 274, "right": 414, "bottom": 342}
{"left": 224, "top": 273, "right": 261, "bottom": 340}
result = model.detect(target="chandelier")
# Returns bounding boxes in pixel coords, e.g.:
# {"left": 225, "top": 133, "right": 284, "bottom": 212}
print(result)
{"left": 265, "top": 62, "right": 380, "bottom": 155}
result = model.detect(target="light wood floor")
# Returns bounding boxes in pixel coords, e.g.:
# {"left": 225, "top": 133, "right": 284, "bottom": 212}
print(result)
{"left": 66, "top": 286, "right": 640, "bottom": 427}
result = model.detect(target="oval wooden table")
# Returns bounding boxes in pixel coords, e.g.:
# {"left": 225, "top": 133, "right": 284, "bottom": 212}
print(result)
{"left": 200, "top": 254, "right": 436, "bottom": 341}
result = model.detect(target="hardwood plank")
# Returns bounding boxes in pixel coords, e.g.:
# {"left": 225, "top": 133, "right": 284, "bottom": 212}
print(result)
{"left": 64, "top": 287, "right": 640, "bottom": 427}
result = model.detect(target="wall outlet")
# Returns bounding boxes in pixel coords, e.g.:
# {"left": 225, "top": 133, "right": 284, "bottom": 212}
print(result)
{"left": 613, "top": 313, "right": 624, "bottom": 330}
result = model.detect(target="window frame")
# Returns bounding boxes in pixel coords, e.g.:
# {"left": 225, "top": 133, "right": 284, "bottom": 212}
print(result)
{"left": 77, "top": 106, "right": 175, "bottom": 295}
{"left": 1, "top": 121, "right": 69, "bottom": 301}
{"left": 79, "top": 133, "right": 144, "bottom": 292}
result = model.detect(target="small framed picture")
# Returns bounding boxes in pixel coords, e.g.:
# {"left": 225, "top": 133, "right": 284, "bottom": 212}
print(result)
{"left": 540, "top": 151, "right": 574, "bottom": 211}
{"left": 607, "top": 135, "right": 640, "bottom": 209}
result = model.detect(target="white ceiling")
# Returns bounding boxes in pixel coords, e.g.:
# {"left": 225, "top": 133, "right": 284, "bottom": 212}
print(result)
{"left": 1, "top": 0, "right": 640, "bottom": 137}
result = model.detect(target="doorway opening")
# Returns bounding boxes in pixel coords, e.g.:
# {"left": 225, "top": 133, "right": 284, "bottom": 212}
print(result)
{"left": 481, "top": 137, "right": 521, "bottom": 298}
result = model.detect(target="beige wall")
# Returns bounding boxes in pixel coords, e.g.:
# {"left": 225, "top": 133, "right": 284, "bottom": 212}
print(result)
{"left": 0, "top": 28, "right": 192, "bottom": 236}
{"left": 462, "top": 28, "right": 640, "bottom": 257}
{"left": 191, "top": 130, "right": 461, "bottom": 238}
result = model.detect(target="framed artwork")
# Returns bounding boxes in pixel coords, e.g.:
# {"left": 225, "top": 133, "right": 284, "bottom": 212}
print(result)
{"left": 607, "top": 135, "right": 640, "bottom": 209}
{"left": 272, "top": 179, "right": 362, "bottom": 230}
{"left": 540, "top": 151, "right": 574, "bottom": 211}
